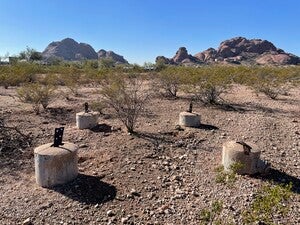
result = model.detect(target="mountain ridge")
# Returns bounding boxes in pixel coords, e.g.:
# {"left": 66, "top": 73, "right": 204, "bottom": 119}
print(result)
{"left": 156, "top": 37, "right": 300, "bottom": 66}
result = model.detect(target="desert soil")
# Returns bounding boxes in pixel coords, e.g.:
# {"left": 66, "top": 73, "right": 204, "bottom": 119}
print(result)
{"left": 0, "top": 84, "right": 299, "bottom": 225}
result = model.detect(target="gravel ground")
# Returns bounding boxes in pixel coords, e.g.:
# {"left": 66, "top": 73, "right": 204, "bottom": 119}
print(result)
{"left": 0, "top": 84, "right": 299, "bottom": 225}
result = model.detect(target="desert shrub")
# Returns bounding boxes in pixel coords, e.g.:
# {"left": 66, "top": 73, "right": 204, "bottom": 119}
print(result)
{"left": 0, "top": 70, "right": 11, "bottom": 89}
{"left": 89, "top": 101, "right": 106, "bottom": 114}
{"left": 155, "top": 66, "right": 186, "bottom": 98}
{"left": 257, "top": 83, "right": 280, "bottom": 99}
{"left": 183, "top": 66, "right": 232, "bottom": 105}
{"left": 17, "top": 83, "right": 56, "bottom": 114}
{"left": 242, "top": 183, "right": 292, "bottom": 224}
{"left": 200, "top": 201, "right": 223, "bottom": 225}
{"left": 0, "top": 115, "right": 32, "bottom": 158}
{"left": 83, "top": 60, "right": 99, "bottom": 69}
{"left": 155, "top": 57, "right": 168, "bottom": 71}
{"left": 99, "top": 58, "right": 115, "bottom": 69}
{"left": 59, "top": 67, "right": 82, "bottom": 96}
{"left": 241, "top": 66, "right": 300, "bottom": 100}
{"left": 251, "top": 70, "right": 282, "bottom": 99}
{"left": 100, "top": 74, "right": 151, "bottom": 133}
{"left": 0, "top": 63, "right": 43, "bottom": 88}
{"left": 40, "top": 73, "right": 61, "bottom": 86}
{"left": 215, "top": 162, "right": 244, "bottom": 185}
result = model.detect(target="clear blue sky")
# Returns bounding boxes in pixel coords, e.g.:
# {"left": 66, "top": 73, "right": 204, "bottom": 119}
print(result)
{"left": 0, "top": 0, "right": 299, "bottom": 64}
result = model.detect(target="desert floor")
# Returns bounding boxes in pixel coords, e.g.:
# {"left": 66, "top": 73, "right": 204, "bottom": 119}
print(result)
{"left": 0, "top": 84, "right": 299, "bottom": 225}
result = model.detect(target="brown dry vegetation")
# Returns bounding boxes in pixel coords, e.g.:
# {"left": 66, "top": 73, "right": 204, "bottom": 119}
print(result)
{"left": 0, "top": 63, "right": 300, "bottom": 224}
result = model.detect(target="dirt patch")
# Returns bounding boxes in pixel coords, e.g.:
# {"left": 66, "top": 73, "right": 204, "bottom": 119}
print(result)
{"left": 0, "top": 85, "right": 299, "bottom": 224}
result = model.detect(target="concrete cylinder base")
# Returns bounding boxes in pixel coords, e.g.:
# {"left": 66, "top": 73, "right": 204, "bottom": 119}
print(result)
{"left": 222, "top": 140, "right": 268, "bottom": 175}
{"left": 34, "top": 142, "right": 78, "bottom": 188}
{"left": 76, "top": 111, "right": 99, "bottom": 129}
{"left": 178, "top": 112, "right": 201, "bottom": 127}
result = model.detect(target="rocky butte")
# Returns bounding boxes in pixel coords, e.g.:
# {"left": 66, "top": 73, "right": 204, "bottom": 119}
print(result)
{"left": 97, "top": 49, "right": 128, "bottom": 64}
{"left": 156, "top": 37, "right": 300, "bottom": 66}
{"left": 42, "top": 38, "right": 128, "bottom": 63}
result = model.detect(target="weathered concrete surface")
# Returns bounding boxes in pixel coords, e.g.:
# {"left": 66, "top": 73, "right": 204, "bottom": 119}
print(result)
{"left": 222, "top": 140, "right": 266, "bottom": 175}
{"left": 178, "top": 112, "right": 201, "bottom": 127}
{"left": 76, "top": 111, "right": 99, "bottom": 129}
{"left": 34, "top": 142, "right": 78, "bottom": 188}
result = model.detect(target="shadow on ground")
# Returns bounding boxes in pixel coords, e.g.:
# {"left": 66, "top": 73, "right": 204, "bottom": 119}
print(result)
{"left": 90, "top": 123, "right": 113, "bottom": 133}
{"left": 253, "top": 168, "right": 300, "bottom": 194}
{"left": 134, "top": 131, "right": 174, "bottom": 144}
{"left": 51, "top": 174, "right": 117, "bottom": 204}
{"left": 43, "top": 107, "right": 75, "bottom": 124}
{"left": 215, "top": 102, "right": 298, "bottom": 118}
{"left": 198, "top": 123, "right": 219, "bottom": 130}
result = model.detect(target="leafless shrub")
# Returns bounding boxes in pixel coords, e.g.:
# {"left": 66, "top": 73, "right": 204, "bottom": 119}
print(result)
{"left": 100, "top": 74, "right": 151, "bottom": 133}
{"left": 0, "top": 115, "right": 32, "bottom": 158}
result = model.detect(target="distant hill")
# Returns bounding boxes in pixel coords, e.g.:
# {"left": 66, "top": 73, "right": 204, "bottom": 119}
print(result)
{"left": 98, "top": 49, "right": 128, "bottom": 64}
{"left": 42, "top": 38, "right": 128, "bottom": 63}
{"left": 42, "top": 38, "right": 98, "bottom": 61}
{"left": 156, "top": 37, "right": 300, "bottom": 66}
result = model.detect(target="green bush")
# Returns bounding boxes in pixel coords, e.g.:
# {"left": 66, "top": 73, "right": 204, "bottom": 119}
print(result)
{"left": 17, "top": 83, "right": 56, "bottom": 114}
{"left": 242, "top": 183, "right": 292, "bottom": 224}
{"left": 181, "top": 66, "right": 233, "bottom": 104}
{"left": 200, "top": 201, "right": 223, "bottom": 225}
{"left": 156, "top": 66, "right": 187, "bottom": 98}
{"left": 0, "top": 63, "right": 43, "bottom": 88}
{"left": 215, "top": 162, "right": 244, "bottom": 185}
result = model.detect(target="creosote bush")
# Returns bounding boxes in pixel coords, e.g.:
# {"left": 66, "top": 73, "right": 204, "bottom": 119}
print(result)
{"left": 17, "top": 83, "right": 56, "bottom": 114}
{"left": 100, "top": 74, "right": 151, "bottom": 133}
{"left": 184, "top": 66, "right": 233, "bottom": 105}
{"left": 0, "top": 62, "right": 43, "bottom": 88}
{"left": 155, "top": 66, "right": 186, "bottom": 98}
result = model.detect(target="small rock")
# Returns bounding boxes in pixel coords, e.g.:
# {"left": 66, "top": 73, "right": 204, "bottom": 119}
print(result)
{"left": 79, "top": 144, "right": 89, "bottom": 148}
{"left": 22, "top": 218, "right": 32, "bottom": 225}
{"left": 175, "top": 125, "right": 184, "bottom": 131}
{"left": 121, "top": 218, "right": 127, "bottom": 223}
{"left": 157, "top": 204, "right": 169, "bottom": 214}
{"left": 130, "top": 189, "right": 141, "bottom": 197}
{"left": 107, "top": 210, "right": 114, "bottom": 217}
{"left": 121, "top": 215, "right": 131, "bottom": 224}
{"left": 175, "top": 140, "right": 184, "bottom": 147}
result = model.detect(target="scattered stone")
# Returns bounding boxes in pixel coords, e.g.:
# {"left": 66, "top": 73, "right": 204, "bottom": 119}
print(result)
{"left": 79, "top": 144, "right": 89, "bottom": 148}
{"left": 130, "top": 188, "right": 141, "bottom": 197}
{"left": 22, "top": 218, "right": 32, "bottom": 225}
{"left": 107, "top": 210, "right": 114, "bottom": 217}
{"left": 175, "top": 125, "right": 185, "bottom": 131}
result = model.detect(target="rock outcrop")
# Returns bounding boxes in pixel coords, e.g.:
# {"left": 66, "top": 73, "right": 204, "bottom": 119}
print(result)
{"left": 156, "top": 47, "right": 200, "bottom": 65}
{"left": 194, "top": 48, "right": 217, "bottom": 63}
{"left": 97, "top": 49, "right": 128, "bottom": 64}
{"left": 42, "top": 38, "right": 98, "bottom": 61}
{"left": 157, "top": 37, "right": 299, "bottom": 66}
{"left": 42, "top": 38, "right": 129, "bottom": 63}
{"left": 255, "top": 53, "right": 300, "bottom": 65}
